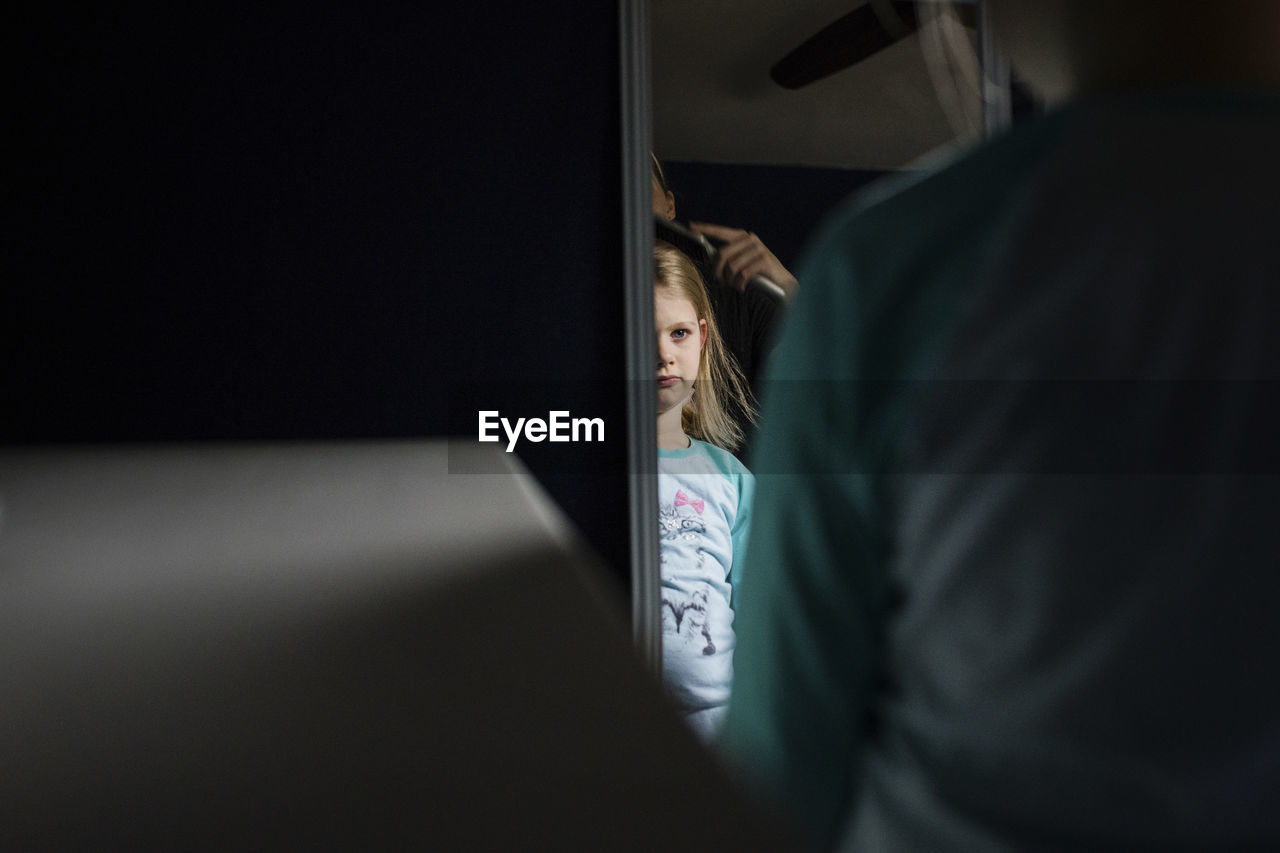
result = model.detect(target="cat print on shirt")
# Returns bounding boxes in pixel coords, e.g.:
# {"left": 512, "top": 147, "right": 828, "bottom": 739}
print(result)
{"left": 662, "top": 586, "right": 716, "bottom": 656}
{"left": 659, "top": 489, "right": 707, "bottom": 542}
{"left": 659, "top": 487, "right": 716, "bottom": 655}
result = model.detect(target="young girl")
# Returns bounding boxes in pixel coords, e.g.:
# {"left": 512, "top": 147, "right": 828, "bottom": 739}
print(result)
{"left": 653, "top": 239, "right": 756, "bottom": 741}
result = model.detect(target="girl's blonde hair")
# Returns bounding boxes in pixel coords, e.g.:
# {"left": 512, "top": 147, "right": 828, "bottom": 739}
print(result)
{"left": 654, "top": 240, "right": 756, "bottom": 452}
{"left": 650, "top": 151, "right": 672, "bottom": 197}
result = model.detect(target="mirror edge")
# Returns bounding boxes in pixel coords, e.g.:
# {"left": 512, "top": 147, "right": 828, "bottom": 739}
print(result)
{"left": 619, "top": 0, "right": 660, "bottom": 671}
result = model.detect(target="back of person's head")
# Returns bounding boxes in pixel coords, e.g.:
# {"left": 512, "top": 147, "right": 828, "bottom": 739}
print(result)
{"left": 654, "top": 240, "right": 753, "bottom": 452}
{"left": 651, "top": 152, "right": 676, "bottom": 220}
{"left": 986, "top": 0, "right": 1280, "bottom": 103}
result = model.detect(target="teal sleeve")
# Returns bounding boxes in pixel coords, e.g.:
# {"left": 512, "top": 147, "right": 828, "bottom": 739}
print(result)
{"left": 728, "top": 467, "right": 755, "bottom": 608}
{"left": 719, "top": 229, "right": 893, "bottom": 849}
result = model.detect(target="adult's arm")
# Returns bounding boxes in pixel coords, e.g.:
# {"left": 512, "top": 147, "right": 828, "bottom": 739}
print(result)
{"left": 690, "top": 221, "right": 799, "bottom": 301}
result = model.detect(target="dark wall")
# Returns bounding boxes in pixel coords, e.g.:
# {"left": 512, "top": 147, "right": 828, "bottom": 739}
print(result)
{"left": 7, "top": 4, "right": 631, "bottom": 584}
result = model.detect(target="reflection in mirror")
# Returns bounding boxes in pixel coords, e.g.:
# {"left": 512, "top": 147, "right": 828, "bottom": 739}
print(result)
{"left": 645, "top": 0, "right": 1014, "bottom": 739}
{"left": 653, "top": 236, "right": 757, "bottom": 740}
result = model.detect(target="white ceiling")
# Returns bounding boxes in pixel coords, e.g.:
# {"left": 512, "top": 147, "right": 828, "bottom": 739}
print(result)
{"left": 650, "top": 0, "right": 983, "bottom": 170}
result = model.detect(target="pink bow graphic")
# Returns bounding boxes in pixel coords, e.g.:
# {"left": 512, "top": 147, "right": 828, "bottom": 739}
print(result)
{"left": 674, "top": 490, "right": 704, "bottom": 514}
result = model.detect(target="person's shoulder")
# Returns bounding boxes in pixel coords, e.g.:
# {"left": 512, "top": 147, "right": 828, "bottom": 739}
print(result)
{"left": 814, "top": 89, "right": 1280, "bottom": 250}
{"left": 778, "top": 110, "right": 1074, "bottom": 340}
{"left": 811, "top": 111, "right": 1069, "bottom": 260}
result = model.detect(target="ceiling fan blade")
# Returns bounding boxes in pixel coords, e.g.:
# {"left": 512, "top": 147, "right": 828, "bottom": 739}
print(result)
{"left": 771, "top": 0, "right": 979, "bottom": 90}
{"left": 771, "top": 1, "right": 920, "bottom": 89}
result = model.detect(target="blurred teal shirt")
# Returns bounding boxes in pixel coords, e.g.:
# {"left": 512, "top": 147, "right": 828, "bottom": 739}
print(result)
{"left": 721, "top": 91, "right": 1280, "bottom": 850}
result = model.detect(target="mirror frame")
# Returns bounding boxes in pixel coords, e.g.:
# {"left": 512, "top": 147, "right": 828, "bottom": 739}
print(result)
{"left": 619, "top": 0, "right": 660, "bottom": 670}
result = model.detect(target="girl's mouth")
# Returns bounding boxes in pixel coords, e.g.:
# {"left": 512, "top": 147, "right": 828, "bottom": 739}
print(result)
{"left": 657, "top": 375, "right": 680, "bottom": 388}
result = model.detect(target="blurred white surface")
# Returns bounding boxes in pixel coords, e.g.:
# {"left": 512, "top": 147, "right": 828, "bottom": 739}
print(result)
{"left": 0, "top": 441, "right": 786, "bottom": 849}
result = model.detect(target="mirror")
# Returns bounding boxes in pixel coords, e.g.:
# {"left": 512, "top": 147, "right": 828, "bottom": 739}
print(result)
{"left": 636, "top": 0, "right": 1012, "bottom": 737}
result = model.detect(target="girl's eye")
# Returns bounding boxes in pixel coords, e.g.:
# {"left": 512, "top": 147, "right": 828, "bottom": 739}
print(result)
{"left": 671, "top": 329, "right": 688, "bottom": 340}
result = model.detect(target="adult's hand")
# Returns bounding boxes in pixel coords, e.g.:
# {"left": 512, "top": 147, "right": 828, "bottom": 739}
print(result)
{"left": 689, "top": 221, "right": 799, "bottom": 301}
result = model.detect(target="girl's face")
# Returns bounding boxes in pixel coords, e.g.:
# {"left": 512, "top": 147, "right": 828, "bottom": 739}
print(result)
{"left": 654, "top": 288, "right": 706, "bottom": 416}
